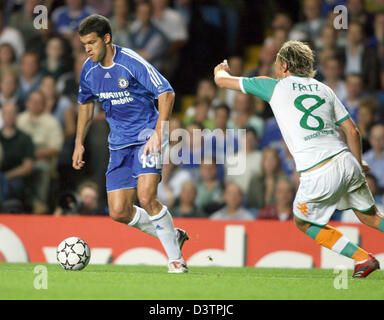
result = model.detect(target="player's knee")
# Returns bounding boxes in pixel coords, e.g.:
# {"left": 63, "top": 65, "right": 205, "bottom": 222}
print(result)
{"left": 137, "top": 193, "right": 154, "bottom": 210}
{"left": 294, "top": 216, "right": 311, "bottom": 233}
{"left": 109, "top": 204, "right": 133, "bottom": 224}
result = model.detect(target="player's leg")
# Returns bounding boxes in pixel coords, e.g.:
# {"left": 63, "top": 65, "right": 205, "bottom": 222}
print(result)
{"left": 137, "top": 173, "right": 187, "bottom": 272}
{"left": 107, "top": 188, "right": 158, "bottom": 237}
{"left": 106, "top": 147, "right": 159, "bottom": 237}
{"left": 294, "top": 216, "right": 370, "bottom": 262}
{"left": 353, "top": 206, "right": 384, "bottom": 230}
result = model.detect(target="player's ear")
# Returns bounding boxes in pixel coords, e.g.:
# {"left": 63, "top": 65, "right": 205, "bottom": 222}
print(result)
{"left": 283, "top": 61, "right": 289, "bottom": 73}
{"left": 103, "top": 33, "right": 111, "bottom": 45}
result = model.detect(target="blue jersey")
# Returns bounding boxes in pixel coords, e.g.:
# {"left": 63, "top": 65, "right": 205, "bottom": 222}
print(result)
{"left": 78, "top": 45, "right": 174, "bottom": 150}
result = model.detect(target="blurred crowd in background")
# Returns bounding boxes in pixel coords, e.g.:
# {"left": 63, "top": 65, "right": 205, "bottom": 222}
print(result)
{"left": 0, "top": 0, "right": 384, "bottom": 224}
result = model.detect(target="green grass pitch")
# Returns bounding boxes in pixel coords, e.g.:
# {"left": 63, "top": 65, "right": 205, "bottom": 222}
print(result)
{"left": 1, "top": 263, "right": 384, "bottom": 300}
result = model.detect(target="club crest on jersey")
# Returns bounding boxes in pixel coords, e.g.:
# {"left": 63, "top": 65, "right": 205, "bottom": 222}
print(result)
{"left": 117, "top": 77, "right": 129, "bottom": 89}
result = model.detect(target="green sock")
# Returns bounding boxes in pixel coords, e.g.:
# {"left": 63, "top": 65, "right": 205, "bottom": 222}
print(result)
{"left": 379, "top": 218, "right": 384, "bottom": 232}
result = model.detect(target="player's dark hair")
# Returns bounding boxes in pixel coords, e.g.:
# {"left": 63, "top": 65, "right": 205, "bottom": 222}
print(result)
{"left": 78, "top": 14, "right": 112, "bottom": 40}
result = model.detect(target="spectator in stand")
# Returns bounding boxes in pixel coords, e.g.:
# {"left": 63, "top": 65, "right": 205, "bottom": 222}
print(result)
{"left": 51, "top": 0, "right": 95, "bottom": 38}
{"left": 0, "top": 4, "right": 25, "bottom": 60}
{"left": 248, "top": 40, "right": 279, "bottom": 78}
{"left": 363, "top": 123, "right": 384, "bottom": 189}
{"left": 210, "top": 103, "right": 238, "bottom": 182}
{"left": 196, "top": 159, "right": 223, "bottom": 216}
{"left": 109, "top": 0, "right": 133, "bottom": 48}
{"left": 322, "top": 56, "right": 347, "bottom": 101}
{"left": 39, "top": 76, "right": 75, "bottom": 131}
{"left": 0, "top": 70, "right": 21, "bottom": 112}
{"left": 246, "top": 42, "right": 279, "bottom": 120}
{"left": 271, "top": 11, "right": 293, "bottom": 31}
{"left": 183, "top": 97, "right": 215, "bottom": 130}
{"left": 210, "top": 182, "right": 253, "bottom": 220}
{"left": 212, "top": 103, "right": 238, "bottom": 159}
{"left": 257, "top": 177, "right": 294, "bottom": 221}
{"left": 57, "top": 51, "right": 88, "bottom": 101}
{"left": 247, "top": 147, "right": 287, "bottom": 210}
{"left": 366, "top": 173, "right": 384, "bottom": 206}
{"left": 17, "top": 52, "right": 42, "bottom": 111}
{"left": 195, "top": 78, "right": 219, "bottom": 107}
{"left": 347, "top": 0, "right": 374, "bottom": 36}
{"left": 317, "top": 25, "right": 342, "bottom": 54}
{"left": 270, "top": 27, "right": 289, "bottom": 51}
{"left": 168, "top": 116, "right": 184, "bottom": 147}
{"left": 129, "top": 1, "right": 169, "bottom": 72}
{"left": 344, "top": 22, "right": 380, "bottom": 91}
{"left": 17, "top": 90, "right": 64, "bottom": 213}
{"left": 367, "top": 11, "right": 384, "bottom": 50}
{"left": 289, "top": 0, "right": 326, "bottom": 47}
{"left": 0, "top": 103, "right": 34, "bottom": 211}
{"left": 54, "top": 180, "right": 106, "bottom": 216}
{"left": 171, "top": 180, "right": 205, "bottom": 218}
{"left": 227, "top": 92, "right": 264, "bottom": 139}
{"left": 150, "top": 0, "right": 188, "bottom": 76}
{"left": 150, "top": 0, "right": 188, "bottom": 47}
{"left": 157, "top": 161, "right": 192, "bottom": 209}
{"left": 342, "top": 73, "right": 364, "bottom": 122}
{"left": 180, "top": 122, "right": 204, "bottom": 179}
{"left": 87, "top": 0, "right": 113, "bottom": 17}
{"left": 0, "top": 43, "right": 17, "bottom": 72}
{"left": 225, "top": 127, "right": 262, "bottom": 194}
{"left": 8, "top": 0, "right": 45, "bottom": 55}
{"left": 40, "top": 76, "right": 77, "bottom": 198}
{"left": 278, "top": 140, "right": 296, "bottom": 177}
{"left": 184, "top": 78, "right": 219, "bottom": 121}
{"left": 370, "top": 12, "right": 384, "bottom": 89}
{"left": 41, "top": 36, "right": 71, "bottom": 80}
{"left": 357, "top": 97, "right": 380, "bottom": 153}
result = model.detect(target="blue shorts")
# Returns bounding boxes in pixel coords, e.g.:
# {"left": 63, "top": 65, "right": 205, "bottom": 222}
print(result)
{"left": 106, "top": 144, "right": 162, "bottom": 192}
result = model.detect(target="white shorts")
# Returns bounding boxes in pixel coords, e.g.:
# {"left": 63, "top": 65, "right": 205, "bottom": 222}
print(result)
{"left": 293, "top": 151, "right": 375, "bottom": 226}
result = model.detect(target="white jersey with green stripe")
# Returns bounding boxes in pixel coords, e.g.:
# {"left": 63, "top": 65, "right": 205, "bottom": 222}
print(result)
{"left": 239, "top": 75, "right": 350, "bottom": 172}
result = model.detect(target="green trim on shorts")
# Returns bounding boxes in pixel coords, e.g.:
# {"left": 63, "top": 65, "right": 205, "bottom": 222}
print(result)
{"left": 335, "top": 114, "right": 350, "bottom": 125}
{"left": 342, "top": 204, "right": 375, "bottom": 213}
{"left": 293, "top": 212, "right": 327, "bottom": 227}
{"left": 298, "top": 149, "right": 347, "bottom": 173}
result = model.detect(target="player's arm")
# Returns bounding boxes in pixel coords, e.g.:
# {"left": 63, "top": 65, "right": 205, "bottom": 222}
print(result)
{"left": 214, "top": 60, "right": 278, "bottom": 102}
{"left": 339, "top": 117, "right": 369, "bottom": 173}
{"left": 214, "top": 60, "right": 241, "bottom": 91}
{"left": 72, "top": 101, "right": 95, "bottom": 170}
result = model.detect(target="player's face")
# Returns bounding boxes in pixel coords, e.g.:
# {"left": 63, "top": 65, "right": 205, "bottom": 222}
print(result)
{"left": 80, "top": 32, "right": 107, "bottom": 63}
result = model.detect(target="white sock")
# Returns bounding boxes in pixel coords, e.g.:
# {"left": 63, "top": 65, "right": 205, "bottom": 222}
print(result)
{"left": 149, "top": 205, "right": 182, "bottom": 261}
{"left": 128, "top": 205, "right": 158, "bottom": 237}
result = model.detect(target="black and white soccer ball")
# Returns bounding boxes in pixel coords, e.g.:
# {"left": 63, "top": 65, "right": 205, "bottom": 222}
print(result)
{"left": 57, "top": 237, "right": 91, "bottom": 271}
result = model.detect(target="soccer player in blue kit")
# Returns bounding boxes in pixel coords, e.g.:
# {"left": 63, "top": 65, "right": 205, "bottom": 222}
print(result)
{"left": 72, "top": 14, "right": 188, "bottom": 273}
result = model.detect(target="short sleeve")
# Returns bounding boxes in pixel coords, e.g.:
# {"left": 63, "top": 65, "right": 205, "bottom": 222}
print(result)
{"left": 333, "top": 92, "right": 350, "bottom": 125}
{"left": 130, "top": 57, "right": 174, "bottom": 98}
{"left": 78, "top": 66, "right": 98, "bottom": 104}
{"left": 240, "top": 76, "right": 278, "bottom": 102}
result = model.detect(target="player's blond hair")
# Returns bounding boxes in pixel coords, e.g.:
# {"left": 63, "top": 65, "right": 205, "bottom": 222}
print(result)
{"left": 277, "top": 41, "right": 316, "bottom": 78}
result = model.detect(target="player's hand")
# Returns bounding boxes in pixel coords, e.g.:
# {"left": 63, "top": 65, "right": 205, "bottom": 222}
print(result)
{"left": 72, "top": 144, "right": 86, "bottom": 170}
{"left": 143, "top": 130, "right": 161, "bottom": 156}
{"left": 214, "top": 59, "right": 230, "bottom": 76}
{"left": 361, "top": 160, "right": 370, "bottom": 174}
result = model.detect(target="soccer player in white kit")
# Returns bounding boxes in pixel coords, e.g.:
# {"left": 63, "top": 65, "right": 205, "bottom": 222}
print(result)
{"left": 214, "top": 41, "right": 384, "bottom": 278}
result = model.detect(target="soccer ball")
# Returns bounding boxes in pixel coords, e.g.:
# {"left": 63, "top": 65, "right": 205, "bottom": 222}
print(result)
{"left": 57, "top": 237, "right": 91, "bottom": 271}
